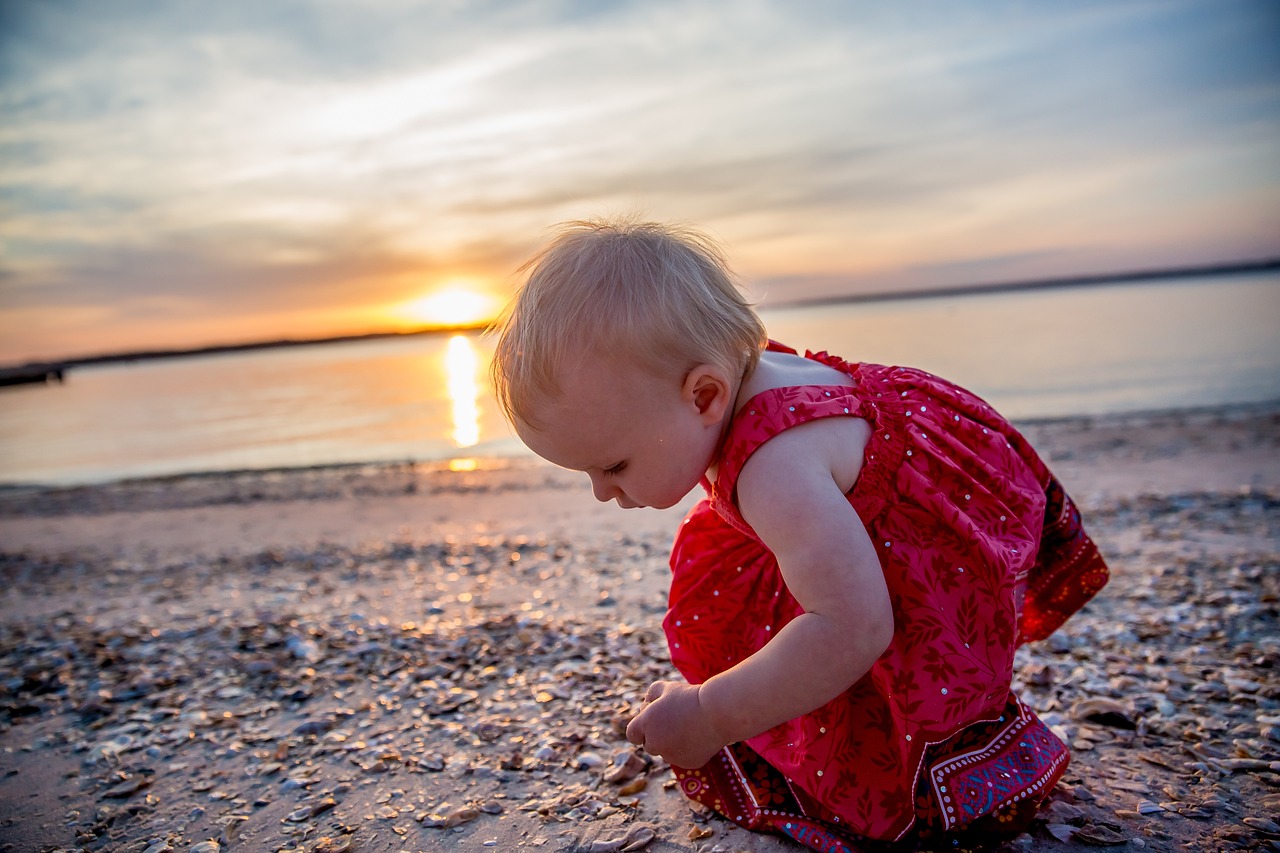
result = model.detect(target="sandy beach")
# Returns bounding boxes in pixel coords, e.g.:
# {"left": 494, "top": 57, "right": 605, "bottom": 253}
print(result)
{"left": 1, "top": 405, "right": 1278, "bottom": 853}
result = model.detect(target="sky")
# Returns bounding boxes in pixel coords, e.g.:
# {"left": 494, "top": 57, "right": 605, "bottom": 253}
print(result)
{"left": 1, "top": 0, "right": 1278, "bottom": 364}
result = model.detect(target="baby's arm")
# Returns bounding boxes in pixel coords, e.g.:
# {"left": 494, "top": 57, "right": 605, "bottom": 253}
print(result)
{"left": 627, "top": 417, "right": 892, "bottom": 766}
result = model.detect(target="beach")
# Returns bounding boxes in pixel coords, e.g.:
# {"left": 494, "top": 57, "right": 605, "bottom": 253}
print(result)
{"left": 1, "top": 405, "right": 1278, "bottom": 853}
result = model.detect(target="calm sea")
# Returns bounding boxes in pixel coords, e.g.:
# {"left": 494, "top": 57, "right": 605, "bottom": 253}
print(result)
{"left": 1, "top": 271, "right": 1277, "bottom": 487}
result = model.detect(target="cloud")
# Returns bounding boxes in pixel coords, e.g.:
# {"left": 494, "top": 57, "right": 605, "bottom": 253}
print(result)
{"left": 1, "top": 0, "right": 1278, "bottom": 362}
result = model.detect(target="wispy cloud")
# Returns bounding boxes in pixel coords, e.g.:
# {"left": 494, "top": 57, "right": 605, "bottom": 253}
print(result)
{"left": 1, "top": 0, "right": 1277, "bottom": 361}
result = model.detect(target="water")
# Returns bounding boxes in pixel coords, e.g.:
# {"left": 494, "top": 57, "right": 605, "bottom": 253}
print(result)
{"left": 1, "top": 272, "right": 1277, "bottom": 487}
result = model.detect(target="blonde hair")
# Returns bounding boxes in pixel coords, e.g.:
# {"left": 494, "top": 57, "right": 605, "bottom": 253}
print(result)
{"left": 490, "top": 218, "right": 767, "bottom": 426}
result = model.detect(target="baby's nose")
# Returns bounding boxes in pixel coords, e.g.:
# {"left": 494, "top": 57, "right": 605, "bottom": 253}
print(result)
{"left": 589, "top": 475, "right": 618, "bottom": 503}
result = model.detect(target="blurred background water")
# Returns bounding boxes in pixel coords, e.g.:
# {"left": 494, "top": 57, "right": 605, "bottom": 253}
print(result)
{"left": 2, "top": 271, "right": 1276, "bottom": 487}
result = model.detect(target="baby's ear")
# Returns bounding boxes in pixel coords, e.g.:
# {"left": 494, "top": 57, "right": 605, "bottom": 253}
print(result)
{"left": 682, "top": 364, "right": 733, "bottom": 424}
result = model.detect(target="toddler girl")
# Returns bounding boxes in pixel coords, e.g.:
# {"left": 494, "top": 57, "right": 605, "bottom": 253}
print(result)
{"left": 490, "top": 218, "right": 1109, "bottom": 851}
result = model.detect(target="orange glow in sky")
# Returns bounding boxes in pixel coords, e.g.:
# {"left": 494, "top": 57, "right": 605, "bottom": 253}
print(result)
{"left": 391, "top": 285, "right": 502, "bottom": 330}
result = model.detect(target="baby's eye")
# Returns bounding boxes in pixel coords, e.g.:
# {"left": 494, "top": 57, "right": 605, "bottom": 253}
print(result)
{"left": 603, "top": 461, "right": 627, "bottom": 476}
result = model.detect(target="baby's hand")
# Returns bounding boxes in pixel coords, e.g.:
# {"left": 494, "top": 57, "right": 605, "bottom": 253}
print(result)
{"left": 624, "top": 680, "right": 725, "bottom": 769}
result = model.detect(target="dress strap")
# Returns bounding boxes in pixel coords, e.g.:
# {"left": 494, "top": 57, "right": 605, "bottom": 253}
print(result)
{"left": 711, "top": 382, "right": 873, "bottom": 534}
{"left": 720, "top": 385, "right": 868, "bottom": 486}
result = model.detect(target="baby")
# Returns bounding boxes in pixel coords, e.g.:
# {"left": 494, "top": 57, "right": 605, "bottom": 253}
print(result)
{"left": 491, "top": 218, "right": 1109, "bottom": 851}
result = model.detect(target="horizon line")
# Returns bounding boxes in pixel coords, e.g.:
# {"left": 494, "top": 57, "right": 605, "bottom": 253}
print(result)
{"left": 759, "top": 256, "right": 1280, "bottom": 312}
{"left": 11, "top": 322, "right": 493, "bottom": 373}
{"left": 6, "top": 256, "right": 1278, "bottom": 372}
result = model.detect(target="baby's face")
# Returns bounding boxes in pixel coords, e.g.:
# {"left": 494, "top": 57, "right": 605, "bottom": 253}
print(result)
{"left": 515, "top": 356, "right": 721, "bottom": 510}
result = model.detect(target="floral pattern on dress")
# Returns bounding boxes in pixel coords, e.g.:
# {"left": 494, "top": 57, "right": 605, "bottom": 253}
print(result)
{"left": 663, "top": 343, "right": 1109, "bottom": 847}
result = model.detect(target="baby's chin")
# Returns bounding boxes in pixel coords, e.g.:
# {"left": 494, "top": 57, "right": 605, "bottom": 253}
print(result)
{"left": 644, "top": 489, "right": 699, "bottom": 511}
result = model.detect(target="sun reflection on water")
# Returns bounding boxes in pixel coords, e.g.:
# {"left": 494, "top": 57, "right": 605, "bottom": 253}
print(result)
{"left": 445, "top": 334, "right": 481, "bottom": 448}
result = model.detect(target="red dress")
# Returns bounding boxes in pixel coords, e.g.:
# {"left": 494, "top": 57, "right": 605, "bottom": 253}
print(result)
{"left": 664, "top": 344, "right": 1109, "bottom": 851}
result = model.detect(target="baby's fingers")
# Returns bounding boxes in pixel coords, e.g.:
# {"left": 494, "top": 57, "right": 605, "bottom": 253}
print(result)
{"left": 626, "top": 681, "right": 675, "bottom": 748}
{"left": 644, "top": 681, "right": 669, "bottom": 702}
{"left": 624, "top": 707, "right": 647, "bottom": 746}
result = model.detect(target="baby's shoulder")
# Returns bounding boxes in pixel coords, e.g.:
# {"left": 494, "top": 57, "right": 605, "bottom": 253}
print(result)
{"left": 734, "top": 351, "right": 869, "bottom": 496}
{"left": 736, "top": 350, "right": 855, "bottom": 410}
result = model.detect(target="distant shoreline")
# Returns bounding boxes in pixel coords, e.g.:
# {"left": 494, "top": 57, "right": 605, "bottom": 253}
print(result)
{"left": 760, "top": 255, "right": 1280, "bottom": 311}
{"left": 3, "top": 257, "right": 1276, "bottom": 376}
{"left": 0, "top": 322, "right": 491, "bottom": 381}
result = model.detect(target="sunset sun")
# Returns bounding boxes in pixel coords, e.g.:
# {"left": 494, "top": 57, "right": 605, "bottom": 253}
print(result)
{"left": 394, "top": 285, "right": 499, "bottom": 329}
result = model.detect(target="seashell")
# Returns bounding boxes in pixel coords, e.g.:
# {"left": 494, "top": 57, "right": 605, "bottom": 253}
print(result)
{"left": 1217, "top": 757, "right": 1272, "bottom": 772}
{"left": 1071, "top": 697, "right": 1136, "bottom": 729}
{"left": 1072, "top": 823, "right": 1129, "bottom": 845}
{"left": 444, "top": 806, "right": 482, "bottom": 827}
{"left": 424, "top": 687, "right": 479, "bottom": 714}
{"left": 1045, "top": 824, "right": 1076, "bottom": 842}
{"left": 1243, "top": 816, "right": 1280, "bottom": 834}
{"left": 421, "top": 805, "right": 481, "bottom": 828}
{"left": 604, "top": 750, "right": 648, "bottom": 784}
{"left": 85, "top": 734, "right": 134, "bottom": 766}
{"left": 588, "top": 825, "right": 656, "bottom": 852}
{"left": 617, "top": 777, "right": 646, "bottom": 796}
{"left": 242, "top": 657, "right": 277, "bottom": 676}
{"left": 1224, "top": 676, "right": 1261, "bottom": 693}
{"left": 621, "top": 826, "right": 656, "bottom": 851}
{"left": 284, "top": 797, "right": 337, "bottom": 822}
{"left": 189, "top": 842, "right": 221, "bottom": 853}
{"left": 286, "top": 636, "right": 321, "bottom": 661}
{"left": 218, "top": 816, "right": 248, "bottom": 847}
{"left": 472, "top": 721, "right": 503, "bottom": 741}
{"left": 103, "top": 775, "right": 152, "bottom": 798}
{"left": 292, "top": 719, "right": 332, "bottom": 736}
{"left": 576, "top": 751, "right": 605, "bottom": 769}
{"left": 1044, "top": 800, "right": 1085, "bottom": 822}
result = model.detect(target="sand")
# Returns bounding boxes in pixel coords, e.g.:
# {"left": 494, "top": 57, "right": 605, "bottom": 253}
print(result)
{"left": 1, "top": 405, "right": 1278, "bottom": 853}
